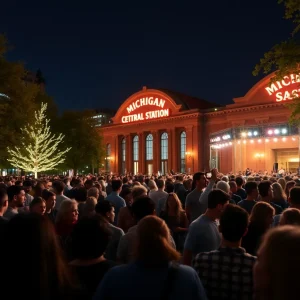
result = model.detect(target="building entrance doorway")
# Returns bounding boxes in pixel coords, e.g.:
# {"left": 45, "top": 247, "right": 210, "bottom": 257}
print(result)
{"left": 274, "top": 148, "right": 299, "bottom": 173}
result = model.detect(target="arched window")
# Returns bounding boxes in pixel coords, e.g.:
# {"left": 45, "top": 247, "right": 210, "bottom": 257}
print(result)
{"left": 180, "top": 131, "right": 186, "bottom": 173}
{"left": 121, "top": 138, "right": 126, "bottom": 174}
{"left": 133, "top": 135, "right": 139, "bottom": 174}
{"left": 106, "top": 143, "right": 111, "bottom": 172}
{"left": 146, "top": 134, "right": 153, "bottom": 161}
{"left": 161, "top": 132, "right": 168, "bottom": 175}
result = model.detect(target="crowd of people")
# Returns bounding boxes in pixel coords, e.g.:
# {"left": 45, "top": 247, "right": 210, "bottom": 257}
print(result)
{"left": 0, "top": 170, "right": 300, "bottom": 299}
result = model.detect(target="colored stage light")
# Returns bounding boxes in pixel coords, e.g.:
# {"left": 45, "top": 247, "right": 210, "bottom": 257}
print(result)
{"left": 253, "top": 131, "right": 258, "bottom": 136}
{"left": 237, "top": 140, "right": 241, "bottom": 144}
{"left": 250, "top": 140, "right": 254, "bottom": 143}
{"left": 258, "top": 139, "right": 262, "bottom": 143}
{"left": 267, "top": 130, "right": 273, "bottom": 135}
{"left": 282, "top": 137, "right": 286, "bottom": 142}
{"left": 248, "top": 132, "right": 252, "bottom": 137}
{"left": 282, "top": 128, "right": 287, "bottom": 134}
{"left": 241, "top": 132, "right": 247, "bottom": 137}
{"left": 273, "top": 138, "right": 278, "bottom": 142}
{"left": 243, "top": 140, "right": 246, "bottom": 144}
{"left": 292, "top": 137, "right": 296, "bottom": 141}
{"left": 265, "top": 139, "right": 269, "bottom": 142}
{"left": 274, "top": 129, "right": 280, "bottom": 134}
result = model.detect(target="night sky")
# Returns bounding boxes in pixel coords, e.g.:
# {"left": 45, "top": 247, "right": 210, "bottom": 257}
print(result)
{"left": 1, "top": 0, "right": 294, "bottom": 112}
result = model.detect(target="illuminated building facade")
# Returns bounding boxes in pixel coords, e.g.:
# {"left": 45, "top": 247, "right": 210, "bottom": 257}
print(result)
{"left": 102, "top": 73, "right": 299, "bottom": 175}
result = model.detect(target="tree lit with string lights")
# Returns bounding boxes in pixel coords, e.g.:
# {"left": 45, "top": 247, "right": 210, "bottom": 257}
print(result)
{"left": 7, "top": 103, "right": 71, "bottom": 178}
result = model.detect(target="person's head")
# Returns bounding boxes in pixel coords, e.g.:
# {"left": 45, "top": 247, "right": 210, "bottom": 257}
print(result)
{"left": 71, "top": 187, "right": 87, "bottom": 203}
{"left": 165, "top": 183, "right": 174, "bottom": 193}
{"left": 82, "top": 196, "right": 97, "bottom": 218}
{"left": 216, "top": 181, "right": 230, "bottom": 194}
{"left": 41, "top": 190, "right": 56, "bottom": 211}
{"left": 132, "top": 196, "right": 155, "bottom": 223}
{"left": 87, "top": 187, "right": 100, "bottom": 199}
{"left": 95, "top": 201, "right": 115, "bottom": 223}
{"left": 228, "top": 181, "right": 237, "bottom": 194}
{"left": 120, "top": 187, "right": 133, "bottom": 206}
{"left": 285, "top": 180, "right": 296, "bottom": 198}
{"left": 165, "top": 193, "right": 183, "bottom": 215}
{"left": 258, "top": 181, "right": 273, "bottom": 198}
{"left": 156, "top": 179, "right": 165, "bottom": 190}
{"left": 279, "top": 208, "right": 300, "bottom": 226}
{"left": 148, "top": 180, "right": 158, "bottom": 191}
{"left": 136, "top": 215, "right": 180, "bottom": 267}
{"left": 7, "top": 185, "right": 25, "bottom": 207}
{"left": 29, "top": 197, "right": 46, "bottom": 215}
{"left": 289, "top": 187, "right": 300, "bottom": 206}
{"left": 71, "top": 215, "right": 111, "bottom": 260}
{"left": 250, "top": 202, "right": 275, "bottom": 228}
{"left": 3, "top": 213, "right": 75, "bottom": 298}
{"left": 235, "top": 176, "right": 244, "bottom": 187}
{"left": 254, "top": 226, "right": 300, "bottom": 300}
{"left": 244, "top": 181, "right": 259, "bottom": 199}
{"left": 0, "top": 189, "right": 8, "bottom": 214}
{"left": 272, "top": 182, "right": 287, "bottom": 201}
{"left": 22, "top": 180, "right": 33, "bottom": 193}
{"left": 52, "top": 180, "right": 65, "bottom": 195}
{"left": 207, "top": 189, "right": 230, "bottom": 218}
{"left": 131, "top": 185, "right": 147, "bottom": 201}
{"left": 219, "top": 204, "right": 249, "bottom": 243}
{"left": 192, "top": 172, "right": 206, "bottom": 190}
{"left": 112, "top": 179, "right": 122, "bottom": 193}
{"left": 277, "top": 178, "right": 286, "bottom": 191}
{"left": 56, "top": 199, "right": 78, "bottom": 224}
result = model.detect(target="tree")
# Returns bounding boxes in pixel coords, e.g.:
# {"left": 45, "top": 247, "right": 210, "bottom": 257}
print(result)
{"left": 0, "top": 34, "right": 58, "bottom": 168}
{"left": 56, "top": 110, "right": 105, "bottom": 175}
{"left": 7, "top": 103, "right": 71, "bottom": 178}
{"left": 253, "top": 0, "right": 300, "bottom": 122}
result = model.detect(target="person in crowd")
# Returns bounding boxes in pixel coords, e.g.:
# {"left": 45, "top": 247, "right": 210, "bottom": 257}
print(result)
{"left": 284, "top": 180, "right": 295, "bottom": 199}
{"left": 93, "top": 182, "right": 106, "bottom": 201}
{"left": 149, "top": 179, "right": 168, "bottom": 213}
{"left": 0, "top": 189, "right": 8, "bottom": 234}
{"left": 87, "top": 187, "right": 100, "bottom": 202}
{"left": 157, "top": 182, "right": 174, "bottom": 217}
{"left": 70, "top": 216, "right": 116, "bottom": 298}
{"left": 193, "top": 204, "right": 256, "bottom": 300}
{"left": 258, "top": 181, "right": 283, "bottom": 215}
{"left": 272, "top": 182, "right": 288, "bottom": 210}
{"left": 253, "top": 226, "right": 300, "bottom": 300}
{"left": 117, "top": 187, "right": 134, "bottom": 233}
{"left": 94, "top": 215, "right": 207, "bottom": 300}
{"left": 174, "top": 175, "right": 188, "bottom": 207}
{"left": 105, "top": 179, "right": 126, "bottom": 225}
{"left": 235, "top": 176, "right": 247, "bottom": 199}
{"left": 183, "top": 189, "right": 230, "bottom": 265}
{"left": 2, "top": 213, "right": 83, "bottom": 299}
{"left": 23, "top": 180, "right": 34, "bottom": 207}
{"left": 29, "top": 197, "right": 46, "bottom": 215}
{"left": 274, "top": 186, "right": 300, "bottom": 226}
{"left": 71, "top": 187, "right": 88, "bottom": 217}
{"left": 84, "top": 179, "right": 94, "bottom": 190}
{"left": 148, "top": 179, "right": 158, "bottom": 196}
{"left": 277, "top": 177, "right": 286, "bottom": 191}
{"left": 95, "top": 200, "right": 124, "bottom": 261}
{"left": 160, "top": 193, "right": 189, "bottom": 251}
{"left": 242, "top": 202, "right": 275, "bottom": 255}
{"left": 53, "top": 180, "right": 71, "bottom": 210}
{"left": 228, "top": 181, "right": 242, "bottom": 204}
{"left": 55, "top": 199, "right": 79, "bottom": 258}
{"left": 82, "top": 196, "right": 97, "bottom": 218}
{"left": 42, "top": 189, "right": 57, "bottom": 223}
{"left": 3, "top": 185, "right": 25, "bottom": 220}
{"left": 33, "top": 181, "right": 45, "bottom": 197}
{"left": 98, "top": 180, "right": 107, "bottom": 198}
{"left": 215, "top": 180, "right": 236, "bottom": 204}
{"left": 237, "top": 181, "right": 258, "bottom": 214}
{"left": 131, "top": 185, "right": 148, "bottom": 201}
{"left": 279, "top": 208, "right": 300, "bottom": 226}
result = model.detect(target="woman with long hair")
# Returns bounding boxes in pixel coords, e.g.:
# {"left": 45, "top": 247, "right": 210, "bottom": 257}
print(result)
{"left": 2, "top": 213, "right": 82, "bottom": 299}
{"left": 93, "top": 216, "right": 207, "bottom": 299}
{"left": 160, "top": 193, "right": 188, "bottom": 251}
{"left": 254, "top": 226, "right": 300, "bottom": 300}
{"left": 285, "top": 180, "right": 296, "bottom": 199}
{"left": 242, "top": 202, "right": 275, "bottom": 255}
{"left": 272, "top": 182, "right": 288, "bottom": 210}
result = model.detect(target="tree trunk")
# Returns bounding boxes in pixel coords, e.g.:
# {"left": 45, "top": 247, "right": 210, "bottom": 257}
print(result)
{"left": 35, "top": 171, "right": 37, "bottom": 179}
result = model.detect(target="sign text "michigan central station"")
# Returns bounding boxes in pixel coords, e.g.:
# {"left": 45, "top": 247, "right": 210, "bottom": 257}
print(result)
{"left": 126, "top": 97, "right": 166, "bottom": 113}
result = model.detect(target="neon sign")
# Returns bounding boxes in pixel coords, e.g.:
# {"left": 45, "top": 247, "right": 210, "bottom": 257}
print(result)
{"left": 121, "top": 96, "right": 171, "bottom": 123}
{"left": 265, "top": 74, "right": 300, "bottom": 102}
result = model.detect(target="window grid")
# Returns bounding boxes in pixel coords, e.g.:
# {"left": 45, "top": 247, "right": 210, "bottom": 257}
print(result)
{"left": 146, "top": 134, "right": 153, "bottom": 161}
{"left": 133, "top": 135, "right": 139, "bottom": 161}
{"left": 161, "top": 132, "right": 168, "bottom": 160}
{"left": 180, "top": 132, "right": 186, "bottom": 173}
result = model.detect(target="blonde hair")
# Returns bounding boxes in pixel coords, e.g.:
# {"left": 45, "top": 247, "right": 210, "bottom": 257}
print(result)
{"left": 272, "top": 182, "right": 287, "bottom": 201}
{"left": 136, "top": 215, "right": 180, "bottom": 266}
{"left": 250, "top": 202, "right": 275, "bottom": 227}
{"left": 132, "top": 185, "right": 148, "bottom": 201}
{"left": 148, "top": 180, "right": 158, "bottom": 191}
{"left": 257, "top": 226, "right": 300, "bottom": 300}
{"left": 277, "top": 178, "right": 286, "bottom": 191}
{"left": 279, "top": 208, "right": 300, "bottom": 226}
{"left": 82, "top": 196, "right": 97, "bottom": 217}
{"left": 87, "top": 187, "right": 99, "bottom": 198}
{"left": 56, "top": 199, "right": 78, "bottom": 223}
{"left": 165, "top": 193, "right": 184, "bottom": 219}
